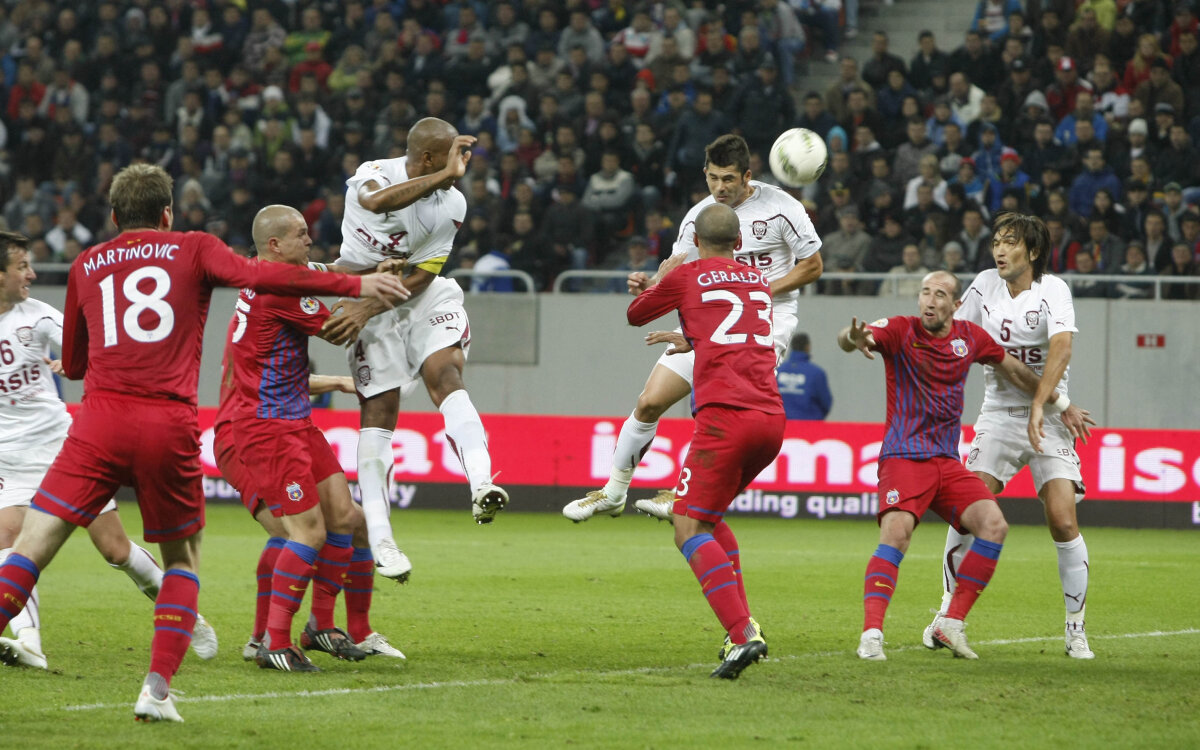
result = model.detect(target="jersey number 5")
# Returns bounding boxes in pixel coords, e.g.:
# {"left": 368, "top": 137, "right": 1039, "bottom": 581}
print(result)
{"left": 98, "top": 267, "right": 175, "bottom": 347}
{"left": 701, "top": 289, "right": 773, "bottom": 346}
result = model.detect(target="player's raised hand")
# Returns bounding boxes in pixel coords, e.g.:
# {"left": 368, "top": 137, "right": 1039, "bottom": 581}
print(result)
{"left": 655, "top": 252, "right": 685, "bottom": 279}
{"left": 645, "top": 330, "right": 692, "bottom": 354}
{"left": 1028, "top": 401, "right": 1046, "bottom": 453}
{"left": 322, "top": 299, "right": 374, "bottom": 346}
{"left": 846, "top": 317, "right": 876, "bottom": 360}
{"left": 359, "top": 272, "right": 409, "bottom": 307}
{"left": 627, "top": 271, "right": 651, "bottom": 295}
{"left": 375, "top": 258, "right": 408, "bottom": 275}
{"left": 43, "top": 357, "right": 64, "bottom": 375}
{"left": 1060, "top": 403, "right": 1096, "bottom": 444}
{"left": 446, "top": 135, "right": 477, "bottom": 178}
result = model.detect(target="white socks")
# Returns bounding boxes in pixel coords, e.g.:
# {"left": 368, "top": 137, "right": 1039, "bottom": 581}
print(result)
{"left": 1055, "top": 534, "right": 1089, "bottom": 619}
{"left": 938, "top": 527, "right": 972, "bottom": 613}
{"left": 358, "top": 427, "right": 396, "bottom": 549}
{"left": 439, "top": 389, "right": 493, "bottom": 494}
{"left": 603, "top": 413, "right": 658, "bottom": 499}
{"left": 112, "top": 541, "right": 164, "bottom": 601}
{"left": 1, "top": 547, "right": 39, "bottom": 637}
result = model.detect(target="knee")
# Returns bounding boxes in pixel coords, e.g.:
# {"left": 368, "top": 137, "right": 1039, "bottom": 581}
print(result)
{"left": 980, "top": 514, "right": 1009, "bottom": 543}
{"left": 1048, "top": 518, "right": 1079, "bottom": 542}
{"left": 634, "top": 391, "right": 667, "bottom": 422}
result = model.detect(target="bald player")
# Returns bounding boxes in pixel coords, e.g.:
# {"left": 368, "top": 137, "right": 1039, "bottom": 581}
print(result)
{"left": 324, "top": 117, "right": 508, "bottom": 582}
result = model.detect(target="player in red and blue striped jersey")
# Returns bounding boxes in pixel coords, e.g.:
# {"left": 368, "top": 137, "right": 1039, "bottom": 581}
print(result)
{"left": 626, "top": 203, "right": 785, "bottom": 680}
{"left": 839, "top": 270, "right": 1062, "bottom": 661}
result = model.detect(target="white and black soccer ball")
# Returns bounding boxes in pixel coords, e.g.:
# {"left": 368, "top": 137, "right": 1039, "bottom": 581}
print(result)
{"left": 768, "top": 128, "right": 828, "bottom": 187}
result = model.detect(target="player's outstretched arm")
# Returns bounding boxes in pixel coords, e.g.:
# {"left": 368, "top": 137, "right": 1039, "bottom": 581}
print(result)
{"left": 357, "top": 135, "right": 476, "bottom": 214}
{"left": 769, "top": 252, "right": 823, "bottom": 297}
{"left": 645, "top": 330, "right": 692, "bottom": 354}
{"left": 309, "top": 374, "right": 356, "bottom": 395}
{"left": 837, "top": 317, "right": 876, "bottom": 359}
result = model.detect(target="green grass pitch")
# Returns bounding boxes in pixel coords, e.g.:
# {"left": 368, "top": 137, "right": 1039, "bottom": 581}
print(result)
{"left": 0, "top": 504, "right": 1196, "bottom": 749}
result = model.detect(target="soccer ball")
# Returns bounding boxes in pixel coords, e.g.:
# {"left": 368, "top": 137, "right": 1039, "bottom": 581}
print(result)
{"left": 768, "top": 128, "right": 828, "bottom": 187}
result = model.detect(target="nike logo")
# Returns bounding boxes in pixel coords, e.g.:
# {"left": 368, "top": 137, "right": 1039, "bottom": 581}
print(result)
{"left": 873, "top": 581, "right": 893, "bottom": 590}
{"left": 288, "top": 585, "right": 305, "bottom": 592}
{"left": 911, "top": 341, "right": 931, "bottom": 349}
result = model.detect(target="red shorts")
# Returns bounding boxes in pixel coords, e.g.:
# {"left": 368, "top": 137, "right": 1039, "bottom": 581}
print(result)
{"left": 34, "top": 394, "right": 204, "bottom": 543}
{"left": 672, "top": 406, "right": 785, "bottom": 524}
{"left": 213, "top": 421, "right": 261, "bottom": 516}
{"left": 230, "top": 417, "right": 344, "bottom": 518}
{"left": 876, "top": 456, "right": 995, "bottom": 532}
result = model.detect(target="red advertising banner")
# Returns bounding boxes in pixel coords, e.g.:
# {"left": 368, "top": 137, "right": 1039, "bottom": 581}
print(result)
{"left": 187, "top": 409, "right": 1200, "bottom": 503}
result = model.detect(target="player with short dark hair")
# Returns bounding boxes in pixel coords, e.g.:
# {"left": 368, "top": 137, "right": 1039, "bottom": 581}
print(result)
{"left": 0, "top": 164, "right": 405, "bottom": 721}
{"left": 839, "top": 270, "right": 1067, "bottom": 660}
{"left": 626, "top": 202, "right": 785, "bottom": 680}
{"left": 563, "top": 133, "right": 822, "bottom": 523}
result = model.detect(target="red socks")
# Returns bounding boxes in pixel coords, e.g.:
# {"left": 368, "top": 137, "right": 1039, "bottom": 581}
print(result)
{"left": 863, "top": 545, "right": 903, "bottom": 632}
{"left": 266, "top": 541, "right": 318, "bottom": 649}
{"left": 711, "top": 521, "right": 748, "bottom": 613}
{"left": 681, "top": 533, "right": 751, "bottom": 643}
{"left": 148, "top": 569, "right": 199, "bottom": 686}
{"left": 310, "top": 533, "right": 353, "bottom": 631}
{"left": 253, "top": 538, "right": 285, "bottom": 640}
{"left": 344, "top": 548, "right": 375, "bottom": 643}
{"left": 0, "top": 553, "right": 40, "bottom": 632}
{"left": 946, "top": 539, "right": 1003, "bottom": 621}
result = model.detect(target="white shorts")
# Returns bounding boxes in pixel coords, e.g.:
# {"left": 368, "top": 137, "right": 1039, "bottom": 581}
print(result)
{"left": 349, "top": 276, "right": 471, "bottom": 399}
{"left": 655, "top": 310, "right": 798, "bottom": 386}
{"left": 0, "top": 437, "right": 118, "bottom": 513}
{"left": 965, "top": 408, "right": 1085, "bottom": 502}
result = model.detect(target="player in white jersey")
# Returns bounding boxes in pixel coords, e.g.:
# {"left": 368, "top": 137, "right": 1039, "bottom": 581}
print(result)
{"left": 323, "top": 118, "right": 508, "bottom": 580}
{"left": 920, "top": 213, "right": 1099, "bottom": 659}
{"left": 563, "top": 134, "right": 823, "bottom": 522}
{"left": 0, "top": 232, "right": 216, "bottom": 668}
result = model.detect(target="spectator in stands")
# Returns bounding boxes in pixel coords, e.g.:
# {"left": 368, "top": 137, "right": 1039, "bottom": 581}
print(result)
{"left": 862, "top": 31, "right": 907, "bottom": 92}
{"left": 3, "top": 175, "right": 55, "bottom": 231}
{"left": 821, "top": 206, "right": 871, "bottom": 295}
{"left": 1161, "top": 241, "right": 1200, "bottom": 298}
{"left": 863, "top": 211, "right": 908, "bottom": 279}
{"left": 1047, "top": 55, "right": 1094, "bottom": 121}
{"left": 825, "top": 56, "right": 875, "bottom": 122}
{"left": 948, "top": 71, "right": 985, "bottom": 127}
{"left": 958, "top": 204, "right": 993, "bottom": 270}
{"left": 1057, "top": 90, "right": 1109, "bottom": 147}
{"left": 926, "top": 96, "right": 964, "bottom": 147}
{"left": 759, "top": 0, "right": 807, "bottom": 89}
{"left": 1110, "top": 241, "right": 1155, "bottom": 298}
{"left": 953, "top": 156, "right": 988, "bottom": 207}
{"left": 877, "top": 71, "right": 919, "bottom": 147}
{"left": 798, "top": 91, "right": 837, "bottom": 140}
{"left": 892, "top": 117, "right": 939, "bottom": 187}
{"left": 1065, "top": 8, "right": 1109, "bottom": 75}
{"left": 1089, "top": 54, "right": 1131, "bottom": 122}
{"left": 1155, "top": 125, "right": 1200, "bottom": 191}
{"left": 44, "top": 207, "right": 92, "bottom": 259}
{"left": 582, "top": 150, "right": 637, "bottom": 256}
{"left": 971, "top": 0, "right": 1023, "bottom": 45}
{"left": 904, "top": 154, "right": 949, "bottom": 210}
{"left": 1068, "top": 249, "right": 1110, "bottom": 297}
{"left": 1142, "top": 210, "right": 1171, "bottom": 270}
{"left": 1150, "top": 101, "right": 1176, "bottom": 150}
{"left": 608, "top": 235, "right": 658, "bottom": 292}
{"left": 950, "top": 30, "right": 996, "bottom": 92}
{"left": 1069, "top": 146, "right": 1122, "bottom": 216}
{"left": 558, "top": 9, "right": 604, "bottom": 64}
{"left": 1081, "top": 212, "right": 1125, "bottom": 270}
{"left": 879, "top": 243, "right": 931, "bottom": 297}
{"left": 1045, "top": 214, "right": 1081, "bottom": 272}
{"left": 792, "top": 0, "right": 842, "bottom": 65}
{"left": 1135, "top": 59, "right": 1186, "bottom": 117}
{"left": 986, "top": 149, "right": 1030, "bottom": 213}
{"left": 910, "top": 30, "right": 950, "bottom": 94}
{"left": 729, "top": 56, "right": 794, "bottom": 159}
{"left": 541, "top": 182, "right": 594, "bottom": 269}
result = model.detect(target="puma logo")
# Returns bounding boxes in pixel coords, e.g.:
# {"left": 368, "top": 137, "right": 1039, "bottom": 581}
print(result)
{"left": 1065, "top": 591, "right": 1084, "bottom": 604}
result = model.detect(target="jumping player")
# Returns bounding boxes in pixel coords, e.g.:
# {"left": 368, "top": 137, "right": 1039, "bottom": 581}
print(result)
{"left": 922, "top": 213, "right": 1098, "bottom": 659}
{"left": 840, "top": 270, "right": 1075, "bottom": 660}
{"left": 563, "top": 134, "right": 822, "bottom": 523}
{"left": 323, "top": 117, "right": 508, "bottom": 582}
{"left": 215, "top": 205, "right": 406, "bottom": 670}
{"left": 0, "top": 231, "right": 217, "bottom": 669}
{"left": 626, "top": 203, "right": 785, "bottom": 680}
{"left": 0, "top": 164, "right": 405, "bottom": 722}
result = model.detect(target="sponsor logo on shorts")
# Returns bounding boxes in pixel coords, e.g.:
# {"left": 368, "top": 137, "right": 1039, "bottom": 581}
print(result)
{"left": 15, "top": 326, "right": 33, "bottom": 345}
{"left": 885, "top": 489, "right": 899, "bottom": 505}
{"left": 300, "top": 297, "right": 320, "bottom": 314}
{"left": 1025, "top": 310, "right": 1040, "bottom": 327}
{"left": 357, "top": 365, "right": 371, "bottom": 386}
{"left": 286, "top": 482, "right": 304, "bottom": 502}
{"left": 950, "top": 338, "right": 968, "bottom": 358}
{"left": 751, "top": 220, "right": 768, "bottom": 239}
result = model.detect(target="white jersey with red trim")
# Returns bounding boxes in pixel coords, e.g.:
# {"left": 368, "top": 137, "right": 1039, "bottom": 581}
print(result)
{"left": 0, "top": 298, "right": 70, "bottom": 450}
{"left": 955, "top": 269, "right": 1078, "bottom": 411}
{"left": 671, "top": 181, "right": 821, "bottom": 316}
{"left": 339, "top": 156, "right": 467, "bottom": 272}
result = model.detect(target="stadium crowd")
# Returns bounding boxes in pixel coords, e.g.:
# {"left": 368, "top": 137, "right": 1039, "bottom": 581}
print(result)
{"left": 0, "top": 0, "right": 1198, "bottom": 298}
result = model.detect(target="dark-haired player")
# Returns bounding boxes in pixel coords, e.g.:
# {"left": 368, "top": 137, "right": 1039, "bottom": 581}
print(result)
{"left": 840, "top": 270, "right": 1075, "bottom": 660}
{"left": 922, "top": 212, "right": 1097, "bottom": 659}
{"left": 627, "top": 202, "right": 784, "bottom": 680}
{"left": 0, "top": 164, "right": 405, "bottom": 722}
{"left": 564, "top": 133, "right": 822, "bottom": 523}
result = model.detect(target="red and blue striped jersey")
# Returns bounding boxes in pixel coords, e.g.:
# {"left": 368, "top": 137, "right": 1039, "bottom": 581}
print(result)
{"left": 219, "top": 281, "right": 330, "bottom": 423}
{"left": 867, "top": 316, "right": 1005, "bottom": 460}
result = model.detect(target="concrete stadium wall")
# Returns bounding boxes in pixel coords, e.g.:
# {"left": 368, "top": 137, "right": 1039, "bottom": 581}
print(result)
{"left": 38, "top": 287, "right": 1199, "bottom": 430}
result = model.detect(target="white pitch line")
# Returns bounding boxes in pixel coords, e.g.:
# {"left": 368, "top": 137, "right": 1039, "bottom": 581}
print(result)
{"left": 59, "top": 628, "right": 1200, "bottom": 713}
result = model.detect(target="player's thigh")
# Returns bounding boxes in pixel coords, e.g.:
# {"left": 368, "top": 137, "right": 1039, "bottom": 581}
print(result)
{"left": 420, "top": 343, "right": 467, "bottom": 405}
{"left": 671, "top": 407, "right": 777, "bottom": 523}
{"left": 965, "top": 411, "right": 1030, "bottom": 489}
{"left": 734, "top": 411, "right": 787, "bottom": 493}
{"left": 158, "top": 531, "right": 203, "bottom": 572}
{"left": 649, "top": 332, "right": 695, "bottom": 392}
{"left": 35, "top": 431, "right": 125, "bottom": 531}
{"left": 348, "top": 309, "right": 413, "bottom": 399}
{"left": 235, "top": 420, "right": 322, "bottom": 520}
{"left": 409, "top": 284, "right": 471, "bottom": 383}
{"left": 129, "top": 407, "right": 205, "bottom": 544}
{"left": 214, "top": 425, "right": 265, "bottom": 517}
{"left": 1027, "top": 418, "right": 1085, "bottom": 501}
{"left": 0, "top": 504, "right": 26, "bottom": 547}
{"left": 932, "top": 459, "right": 1002, "bottom": 536}
{"left": 876, "top": 457, "right": 940, "bottom": 529}
{"left": 86, "top": 508, "right": 134, "bottom": 565}
{"left": 0, "top": 438, "right": 63, "bottom": 523}
{"left": 772, "top": 311, "right": 799, "bottom": 367}
{"left": 308, "top": 424, "right": 357, "bottom": 534}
